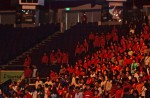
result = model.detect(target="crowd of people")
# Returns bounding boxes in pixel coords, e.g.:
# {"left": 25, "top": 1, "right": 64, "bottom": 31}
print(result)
{"left": 0, "top": 21, "right": 150, "bottom": 98}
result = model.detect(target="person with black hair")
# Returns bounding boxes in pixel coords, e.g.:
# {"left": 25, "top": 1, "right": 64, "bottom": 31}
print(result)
{"left": 130, "top": 89, "right": 139, "bottom": 98}
{"left": 83, "top": 84, "right": 93, "bottom": 98}
{"left": 122, "top": 88, "right": 132, "bottom": 98}
{"left": 74, "top": 87, "right": 83, "bottom": 98}
{"left": 50, "top": 87, "right": 58, "bottom": 98}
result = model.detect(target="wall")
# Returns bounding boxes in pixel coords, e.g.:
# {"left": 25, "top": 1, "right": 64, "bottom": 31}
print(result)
{"left": 1, "top": 14, "right": 16, "bottom": 25}
{"left": 58, "top": 4, "right": 102, "bottom": 30}
{"left": 58, "top": 4, "right": 102, "bottom": 22}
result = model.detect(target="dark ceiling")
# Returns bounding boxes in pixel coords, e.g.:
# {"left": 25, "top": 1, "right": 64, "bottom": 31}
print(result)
{"left": 0, "top": 0, "right": 150, "bottom": 10}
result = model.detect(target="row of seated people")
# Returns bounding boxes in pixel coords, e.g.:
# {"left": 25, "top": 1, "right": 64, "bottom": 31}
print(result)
{"left": 1, "top": 22, "right": 150, "bottom": 98}
{"left": 0, "top": 23, "right": 59, "bottom": 65}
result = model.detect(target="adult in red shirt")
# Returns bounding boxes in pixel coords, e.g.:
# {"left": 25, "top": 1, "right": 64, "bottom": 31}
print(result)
{"left": 106, "top": 32, "right": 112, "bottom": 45}
{"left": 62, "top": 52, "right": 68, "bottom": 64}
{"left": 89, "top": 32, "right": 95, "bottom": 41}
{"left": 83, "top": 85, "right": 93, "bottom": 98}
{"left": 57, "top": 85, "right": 64, "bottom": 97}
{"left": 41, "top": 52, "right": 49, "bottom": 65}
{"left": 115, "top": 83, "right": 123, "bottom": 98}
{"left": 50, "top": 50, "right": 56, "bottom": 65}
{"left": 24, "top": 54, "right": 31, "bottom": 67}
{"left": 75, "top": 42, "right": 81, "bottom": 56}
{"left": 24, "top": 89, "right": 32, "bottom": 98}
{"left": 24, "top": 66, "right": 32, "bottom": 78}
{"left": 83, "top": 39, "right": 89, "bottom": 53}
{"left": 66, "top": 86, "right": 75, "bottom": 98}
{"left": 93, "top": 33, "right": 100, "bottom": 48}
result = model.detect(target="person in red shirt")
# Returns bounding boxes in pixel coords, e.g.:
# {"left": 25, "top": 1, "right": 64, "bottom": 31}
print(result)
{"left": 62, "top": 52, "right": 68, "bottom": 64}
{"left": 113, "top": 32, "right": 118, "bottom": 43}
{"left": 57, "top": 85, "right": 64, "bottom": 97}
{"left": 115, "top": 83, "right": 123, "bottom": 98}
{"left": 66, "top": 86, "right": 75, "bottom": 98}
{"left": 89, "top": 32, "right": 95, "bottom": 41}
{"left": 75, "top": 42, "right": 81, "bottom": 57}
{"left": 56, "top": 49, "right": 62, "bottom": 64}
{"left": 24, "top": 66, "right": 32, "bottom": 78}
{"left": 83, "top": 84, "right": 93, "bottom": 98}
{"left": 106, "top": 32, "right": 112, "bottom": 45}
{"left": 41, "top": 52, "right": 49, "bottom": 65}
{"left": 93, "top": 33, "right": 100, "bottom": 49}
{"left": 67, "top": 65, "right": 74, "bottom": 74}
{"left": 50, "top": 70, "right": 56, "bottom": 81}
{"left": 50, "top": 50, "right": 56, "bottom": 65}
{"left": 24, "top": 89, "right": 32, "bottom": 98}
{"left": 24, "top": 54, "right": 31, "bottom": 67}
{"left": 92, "top": 90, "right": 100, "bottom": 98}
{"left": 83, "top": 39, "right": 89, "bottom": 53}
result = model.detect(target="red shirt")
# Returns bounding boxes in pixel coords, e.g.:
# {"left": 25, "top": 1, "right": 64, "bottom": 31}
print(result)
{"left": 24, "top": 68, "right": 32, "bottom": 78}
{"left": 57, "top": 89, "right": 64, "bottom": 96}
{"left": 67, "top": 92, "right": 75, "bottom": 98}
{"left": 62, "top": 53, "right": 68, "bottom": 64}
{"left": 115, "top": 89, "right": 123, "bottom": 98}
{"left": 92, "top": 96, "right": 100, "bottom": 98}
{"left": 89, "top": 33, "right": 95, "bottom": 40}
{"left": 67, "top": 67, "right": 74, "bottom": 74}
{"left": 83, "top": 91, "right": 93, "bottom": 98}
{"left": 50, "top": 53, "right": 55, "bottom": 63}
{"left": 75, "top": 45, "right": 81, "bottom": 54}
{"left": 24, "top": 93, "right": 32, "bottom": 98}
{"left": 106, "top": 33, "right": 112, "bottom": 41}
{"left": 42, "top": 55, "right": 49, "bottom": 64}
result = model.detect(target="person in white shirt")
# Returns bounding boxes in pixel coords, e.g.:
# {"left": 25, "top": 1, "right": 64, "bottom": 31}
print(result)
{"left": 141, "top": 84, "right": 147, "bottom": 98}
{"left": 45, "top": 77, "right": 53, "bottom": 86}
{"left": 75, "top": 87, "right": 83, "bottom": 98}
{"left": 32, "top": 65, "right": 37, "bottom": 78}
{"left": 35, "top": 77, "right": 43, "bottom": 89}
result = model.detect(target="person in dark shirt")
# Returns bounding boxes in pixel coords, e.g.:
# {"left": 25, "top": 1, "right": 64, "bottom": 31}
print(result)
{"left": 122, "top": 88, "right": 133, "bottom": 98}
{"left": 50, "top": 87, "right": 58, "bottom": 98}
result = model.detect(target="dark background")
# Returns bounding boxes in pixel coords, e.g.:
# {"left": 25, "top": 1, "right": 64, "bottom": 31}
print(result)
{"left": 0, "top": 0, "right": 150, "bottom": 10}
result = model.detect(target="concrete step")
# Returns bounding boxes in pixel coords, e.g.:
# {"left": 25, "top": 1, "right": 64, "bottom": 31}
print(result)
{"left": 7, "top": 31, "right": 63, "bottom": 65}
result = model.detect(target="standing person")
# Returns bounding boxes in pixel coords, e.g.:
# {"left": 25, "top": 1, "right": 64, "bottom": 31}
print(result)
{"left": 24, "top": 66, "right": 32, "bottom": 78}
{"left": 83, "top": 39, "right": 89, "bottom": 53}
{"left": 56, "top": 49, "right": 62, "bottom": 64}
{"left": 41, "top": 52, "right": 49, "bottom": 66}
{"left": 62, "top": 52, "right": 68, "bottom": 65}
{"left": 50, "top": 50, "right": 56, "bottom": 65}
{"left": 24, "top": 54, "right": 31, "bottom": 67}
{"left": 32, "top": 65, "right": 38, "bottom": 78}
{"left": 81, "top": 12, "right": 87, "bottom": 24}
